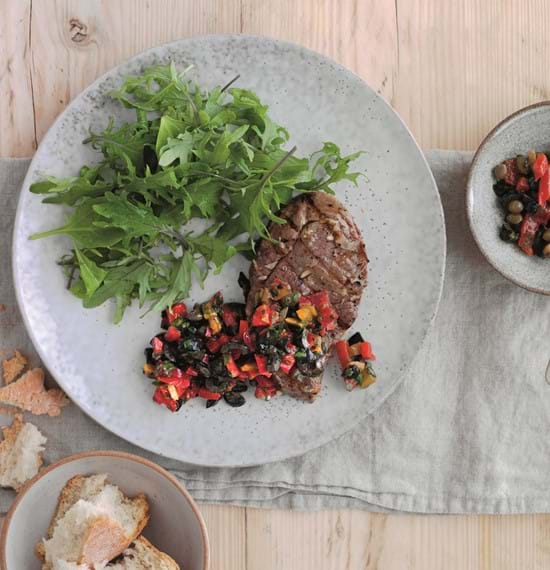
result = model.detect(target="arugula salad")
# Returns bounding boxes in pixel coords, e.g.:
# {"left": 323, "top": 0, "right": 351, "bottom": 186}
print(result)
{"left": 30, "top": 63, "right": 361, "bottom": 322}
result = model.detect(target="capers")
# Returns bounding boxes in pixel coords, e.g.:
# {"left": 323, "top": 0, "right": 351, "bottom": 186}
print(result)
{"left": 494, "top": 163, "right": 508, "bottom": 180}
{"left": 543, "top": 229, "right": 550, "bottom": 242}
{"left": 506, "top": 213, "right": 523, "bottom": 225}
{"left": 544, "top": 243, "right": 550, "bottom": 258}
{"left": 507, "top": 200, "right": 524, "bottom": 214}
{"left": 516, "top": 155, "right": 529, "bottom": 175}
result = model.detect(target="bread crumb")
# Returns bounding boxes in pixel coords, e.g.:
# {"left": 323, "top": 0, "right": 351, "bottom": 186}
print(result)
{"left": 0, "top": 368, "right": 69, "bottom": 416}
{"left": 2, "top": 350, "right": 28, "bottom": 384}
{"left": 0, "top": 414, "right": 46, "bottom": 490}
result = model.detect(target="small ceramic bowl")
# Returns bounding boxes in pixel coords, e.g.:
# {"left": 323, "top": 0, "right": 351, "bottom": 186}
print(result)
{"left": 467, "top": 101, "right": 550, "bottom": 294}
{"left": 0, "top": 451, "right": 210, "bottom": 570}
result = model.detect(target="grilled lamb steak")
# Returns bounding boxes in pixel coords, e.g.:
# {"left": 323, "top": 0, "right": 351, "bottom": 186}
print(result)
{"left": 247, "top": 192, "right": 368, "bottom": 400}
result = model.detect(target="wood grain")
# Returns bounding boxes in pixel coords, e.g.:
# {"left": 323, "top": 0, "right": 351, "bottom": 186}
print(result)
{"left": 3, "top": 0, "right": 550, "bottom": 568}
{"left": 0, "top": 0, "right": 35, "bottom": 156}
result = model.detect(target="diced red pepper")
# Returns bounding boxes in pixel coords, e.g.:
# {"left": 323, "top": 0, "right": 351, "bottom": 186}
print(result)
{"left": 206, "top": 334, "right": 231, "bottom": 353}
{"left": 344, "top": 378, "right": 358, "bottom": 392}
{"left": 204, "top": 327, "right": 213, "bottom": 338}
{"left": 533, "top": 153, "right": 549, "bottom": 181}
{"left": 156, "top": 366, "right": 191, "bottom": 391}
{"left": 299, "top": 290, "right": 330, "bottom": 308}
{"left": 279, "top": 354, "right": 295, "bottom": 374}
{"left": 306, "top": 332, "right": 317, "bottom": 347}
{"left": 153, "top": 386, "right": 179, "bottom": 412}
{"left": 335, "top": 340, "right": 351, "bottom": 368}
{"left": 254, "top": 376, "right": 278, "bottom": 400}
{"left": 238, "top": 320, "right": 249, "bottom": 339}
{"left": 254, "top": 354, "right": 272, "bottom": 377}
{"left": 151, "top": 336, "right": 163, "bottom": 354}
{"left": 285, "top": 341, "right": 297, "bottom": 354}
{"left": 251, "top": 304, "right": 275, "bottom": 327}
{"left": 230, "top": 349, "right": 242, "bottom": 361}
{"left": 165, "top": 302, "right": 187, "bottom": 324}
{"left": 225, "top": 354, "right": 241, "bottom": 378}
{"left": 185, "top": 366, "right": 199, "bottom": 377}
{"left": 502, "top": 158, "right": 520, "bottom": 186}
{"left": 164, "top": 325, "right": 181, "bottom": 342}
{"left": 360, "top": 341, "right": 376, "bottom": 360}
{"left": 539, "top": 170, "right": 550, "bottom": 206}
{"left": 518, "top": 214, "right": 538, "bottom": 256}
{"left": 169, "top": 367, "right": 183, "bottom": 378}
{"left": 300, "top": 290, "right": 338, "bottom": 332}
{"left": 198, "top": 387, "right": 222, "bottom": 400}
{"left": 222, "top": 305, "right": 239, "bottom": 329}
{"left": 516, "top": 176, "right": 529, "bottom": 192}
{"left": 180, "top": 383, "right": 199, "bottom": 401}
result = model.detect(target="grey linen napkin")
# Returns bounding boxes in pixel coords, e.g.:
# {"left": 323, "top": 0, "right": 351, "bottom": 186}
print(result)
{"left": 2, "top": 150, "right": 550, "bottom": 515}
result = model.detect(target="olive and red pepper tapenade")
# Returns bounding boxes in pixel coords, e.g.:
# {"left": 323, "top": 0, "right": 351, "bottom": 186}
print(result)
{"left": 494, "top": 150, "right": 550, "bottom": 257}
{"left": 143, "top": 279, "right": 377, "bottom": 412}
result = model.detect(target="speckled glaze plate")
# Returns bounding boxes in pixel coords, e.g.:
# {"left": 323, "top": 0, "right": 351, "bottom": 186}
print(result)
{"left": 467, "top": 102, "right": 550, "bottom": 294}
{"left": 13, "top": 35, "right": 445, "bottom": 467}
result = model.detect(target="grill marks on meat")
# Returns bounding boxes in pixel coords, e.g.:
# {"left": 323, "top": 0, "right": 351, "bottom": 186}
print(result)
{"left": 247, "top": 192, "right": 368, "bottom": 401}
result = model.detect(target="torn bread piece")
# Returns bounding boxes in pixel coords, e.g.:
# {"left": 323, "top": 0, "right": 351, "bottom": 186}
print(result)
{"left": 2, "top": 350, "right": 28, "bottom": 384}
{"left": 0, "top": 415, "right": 46, "bottom": 490}
{"left": 0, "top": 368, "right": 68, "bottom": 416}
{"left": 106, "top": 536, "right": 180, "bottom": 570}
{"left": 38, "top": 474, "right": 149, "bottom": 569}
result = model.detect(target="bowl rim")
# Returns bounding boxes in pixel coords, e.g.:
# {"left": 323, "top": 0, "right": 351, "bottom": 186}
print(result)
{"left": 466, "top": 99, "right": 550, "bottom": 295}
{"left": 0, "top": 450, "right": 210, "bottom": 570}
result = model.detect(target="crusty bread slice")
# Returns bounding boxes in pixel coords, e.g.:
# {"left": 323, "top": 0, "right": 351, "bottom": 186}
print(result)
{"left": 106, "top": 536, "right": 180, "bottom": 570}
{"left": 37, "top": 474, "right": 149, "bottom": 569}
{"left": 0, "top": 368, "right": 68, "bottom": 416}
{"left": 0, "top": 415, "right": 46, "bottom": 490}
{"left": 2, "top": 350, "right": 28, "bottom": 383}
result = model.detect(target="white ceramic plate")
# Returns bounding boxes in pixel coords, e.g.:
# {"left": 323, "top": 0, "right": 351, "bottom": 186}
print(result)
{"left": 13, "top": 35, "right": 445, "bottom": 466}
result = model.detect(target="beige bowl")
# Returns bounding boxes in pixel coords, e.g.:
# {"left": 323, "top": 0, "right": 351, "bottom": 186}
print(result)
{"left": 0, "top": 451, "right": 209, "bottom": 570}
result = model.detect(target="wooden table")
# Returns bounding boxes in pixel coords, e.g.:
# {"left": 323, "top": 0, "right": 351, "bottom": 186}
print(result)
{"left": 2, "top": 1, "right": 550, "bottom": 568}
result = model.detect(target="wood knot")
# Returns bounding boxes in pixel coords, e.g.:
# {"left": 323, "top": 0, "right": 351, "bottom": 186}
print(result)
{"left": 69, "top": 18, "right": 89, "bottom": 43}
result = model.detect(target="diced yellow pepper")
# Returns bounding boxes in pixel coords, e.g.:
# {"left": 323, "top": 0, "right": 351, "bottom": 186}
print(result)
{"left": 296, "top": 305, "right": 317, "bottom": 322}
{"left": 167, "top": 385, "right": 179, "bottom": 400}
{"left": 359, "top": 369, "right": 376, "bottom": 389}
{"left": 208, "top": 315, "right": 222, "bottom": 334}
{"left": 143, "top": 363, "right": 155, "bottom": 377}
{"left": 272, "top": 286, "right": 291, "bottom": 300}
{"left": 241, "top": 363, "right": 258, "bottom": 373}
{"left": 285, "top": 317, "right": 303, "bottom": 327}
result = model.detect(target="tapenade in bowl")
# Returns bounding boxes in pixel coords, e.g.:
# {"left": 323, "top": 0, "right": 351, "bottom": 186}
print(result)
{"left": 467, "top": 102, "right": 550, "bottom": 294}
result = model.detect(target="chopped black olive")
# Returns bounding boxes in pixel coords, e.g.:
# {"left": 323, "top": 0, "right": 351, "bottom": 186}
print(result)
{"left": 224, "top": 392, "right": 246, "bottom": 407}
{"left": 347, "top": 332, "right": 364, "bottom": 345}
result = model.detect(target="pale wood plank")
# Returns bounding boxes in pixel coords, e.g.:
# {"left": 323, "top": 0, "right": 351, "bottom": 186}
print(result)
{"left": 241, "top": 0, "right": 398, "bottom": 102}
{"left": 29, "top": 0, "right": 242, "bottom": 142}
{"left": 0, "top": 0, "right": 35, "bottom": 156}
{"left": 199, "top": 505, "right": 246, "bottom": 570}
{"left": 246, "top": 510, "right": 550, "bottom": 569}
{"left": 393, "top": 0, "right": 550, "bottom": 150}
